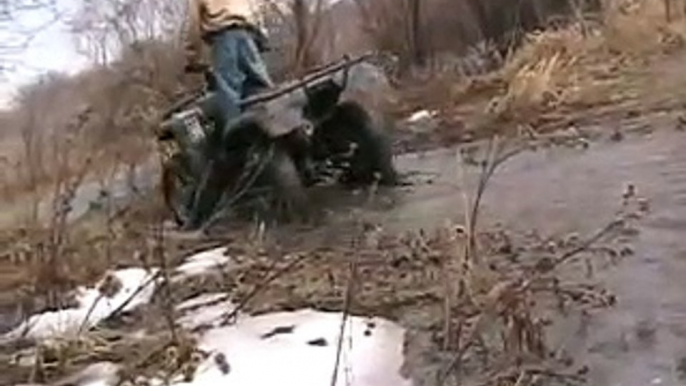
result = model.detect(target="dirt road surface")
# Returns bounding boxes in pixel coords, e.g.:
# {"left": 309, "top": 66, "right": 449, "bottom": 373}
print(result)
{"left": 4, "top": 120, "right": 686, "bottom": 385}
{"left": 254, "top": 125, "right": 686, "bottom": 386}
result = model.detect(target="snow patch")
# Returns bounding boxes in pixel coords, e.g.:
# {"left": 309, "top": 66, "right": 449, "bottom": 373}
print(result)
{"left": 175, "top": 247, "right": 233, "bottom": 278}
{"left": 407, "top": 110, "right": 435, "bottom": 123}
{"left": 167, "top": 309, "right": 410, "bottom": 386}
{"left": 13, "top": 362, "right": 120, "bottom": 386}
{"left": 4, "top": 268, "right": 157, "bottom": 341}
{"left": 7, "top": 246, "right": 409, "bottom": 386}
{"left": 176, "top": 293, "right": 235, "bottom": 330}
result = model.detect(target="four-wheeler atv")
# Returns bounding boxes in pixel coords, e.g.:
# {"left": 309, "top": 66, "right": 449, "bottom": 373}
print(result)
{"left": 156, "top": 55, "right": 398, "bottom": 230}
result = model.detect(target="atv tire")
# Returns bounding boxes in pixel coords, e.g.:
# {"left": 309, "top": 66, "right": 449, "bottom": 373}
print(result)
{"left": 313, "top": 101, "right": 398, "bottom": 186}
{"left": 250, "top": 145, "right": 309, "bottom": 221}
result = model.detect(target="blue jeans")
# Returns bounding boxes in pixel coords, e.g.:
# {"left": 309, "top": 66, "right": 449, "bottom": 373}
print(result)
{"left": 209, "top": 28, "right": 273, "bottom": 129}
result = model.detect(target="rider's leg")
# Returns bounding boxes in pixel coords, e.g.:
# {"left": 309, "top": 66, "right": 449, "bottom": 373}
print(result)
{"left": 237, "top": 29, "right": 273, "bottom": 97}
{"left": 186, "top": 29, "right": 273, "bottom": 231}
{"left": 184, "top": 30, "right": 245, "bottom": 230}
{"left": 209, "top": 29, "right": 245, "bottom": 130}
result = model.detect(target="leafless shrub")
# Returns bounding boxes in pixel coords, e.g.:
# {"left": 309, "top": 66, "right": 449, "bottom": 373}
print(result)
{"left": 352, "top": 0, "right": 593, "bottom": 76}
{"left": 260, "top": 0, "right": 330, "bottom": 78}
{"left": 0, "top": 0, "right": 190, "bottom": 210}
{"left": 8, "top": 107, "right": 96, "bottom": 331}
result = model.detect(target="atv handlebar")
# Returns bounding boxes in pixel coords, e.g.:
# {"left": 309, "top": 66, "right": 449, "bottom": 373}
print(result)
{"left": 239, "top": 53, "right": 370, "bottom": 109}
{"left": 161, "top": 53, "right": 372, "bottom": 122}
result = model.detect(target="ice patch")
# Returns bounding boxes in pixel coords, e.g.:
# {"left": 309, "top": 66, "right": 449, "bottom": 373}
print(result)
{"left": 4, "top": 268, "right": 157, "bottom": 341}
{"left": 14, "top": 362, "right": 120, "bottom": 386}
{"left": 175, "top": 247, "right": 233, "bottom": 278}
{"left": 166, "top": 309, "right": 410, "bottom": 386}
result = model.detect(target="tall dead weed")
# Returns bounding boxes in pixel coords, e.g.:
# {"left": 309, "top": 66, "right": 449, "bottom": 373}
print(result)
{"left": 491, "top": 0, "right": 686, "bottom": 124}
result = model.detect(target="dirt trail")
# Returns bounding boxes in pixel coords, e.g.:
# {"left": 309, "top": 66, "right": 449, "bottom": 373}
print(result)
{"left": 262, "top": 127, "right": 686, "bottom": 386}
{"left": 4, "top": 119, "right": 686, "bottom": 385}
{"left": 478, "top": 130, "right": 686, "bottom": 386}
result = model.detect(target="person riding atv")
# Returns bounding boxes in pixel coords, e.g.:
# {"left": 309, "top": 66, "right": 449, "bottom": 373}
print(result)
{"left": 159, "top": 57, "right": 399, "bottom": 230}
{"left": 164, "top": 1, "right": 398, "bottom": 231}
{"left": 181, "top": 0, "right": 290, "bottom": 230}
{"left": 185, "top": 0, "right": 272, "bottom": 127}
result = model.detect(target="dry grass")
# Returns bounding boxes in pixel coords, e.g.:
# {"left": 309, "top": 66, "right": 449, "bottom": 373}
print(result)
{"left": 490, "top": 26, "right": 593, "bottom": 121}
{"left": 490, "top": 0, "right": 686, "bottom": 120}
{"left": 391, "top": 0, "right": 686, "bottom": 149}
{"left": 3, "top": 328, "right": 205, "bottom": 385}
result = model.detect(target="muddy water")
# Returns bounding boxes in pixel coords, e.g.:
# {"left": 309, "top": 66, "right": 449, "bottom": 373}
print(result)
{"left": 273, "top": 129, "right": 686, "bottom": 386}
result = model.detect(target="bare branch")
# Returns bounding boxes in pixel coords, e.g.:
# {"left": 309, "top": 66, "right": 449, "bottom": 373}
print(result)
{"left": 69, "top": 0, "right": 186, "bottom": 63}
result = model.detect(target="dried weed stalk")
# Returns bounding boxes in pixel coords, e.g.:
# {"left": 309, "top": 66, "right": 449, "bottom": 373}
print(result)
{"left": 434, "top": 135, "right": 643, "bottom": 386}
{"left": 152, "top": 212, "right": 177, "bottom": 343}
{"left": 18, "top": 109, "right": 96, "bottom": 337}
{"left": 329, "top": 229, "right": 362, "bottom": 386}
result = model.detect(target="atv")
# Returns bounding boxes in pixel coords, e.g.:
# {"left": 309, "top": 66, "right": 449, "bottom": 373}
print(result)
{"left": 156, "top": 55, "right": 398, "bottom": 230}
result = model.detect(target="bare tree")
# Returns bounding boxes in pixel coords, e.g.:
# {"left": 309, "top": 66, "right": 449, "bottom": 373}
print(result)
{"left": 69, "top": 0, "right": 186, "bottom": 64}
{"left": 0, "top": 0, "right": 191, "bottom": 205}
{"left": 354, "top": 0, "right": 427, "bottom": 69}
{"left": 260, "top": 0, "right": 328, "bottom": 77}
{"left": 662, "top": 0, "right": 686, "bottom": 22}
{"left": 408, "top": 0, "right": 425, "bottom": 66}
{"left": 291, "top": 0, "right": 327, "bottom": 74}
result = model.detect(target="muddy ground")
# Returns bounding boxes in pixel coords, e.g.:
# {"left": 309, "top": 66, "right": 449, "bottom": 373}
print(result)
{"left": 4, "top": 49, "right": 686, "bottom": 385}
{"left": 1, "top": 117, "right": 683, "bottom": 385}
{"left": 213, "top": 121, "right": 686, "bottom": 386}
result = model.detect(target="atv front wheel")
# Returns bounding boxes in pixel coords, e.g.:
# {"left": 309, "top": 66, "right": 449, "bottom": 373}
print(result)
{"left": 246, "top": 144, "right": 309, "bottom": 221}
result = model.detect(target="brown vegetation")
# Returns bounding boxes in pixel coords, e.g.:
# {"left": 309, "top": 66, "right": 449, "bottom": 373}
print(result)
{"left": 0, "top": 0, "right": 684, "bottom": 383}
{"left": 0, "top": 0, "right": 681, "bottom": 283}
{"left": 5, "top": 0, "right": 680, "bottom": 200}
{"left": 390, "top": 0, "right": 686, "bottom": 149}
{"left": 1, "top": 0, "right": 191, "bottom": 210}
